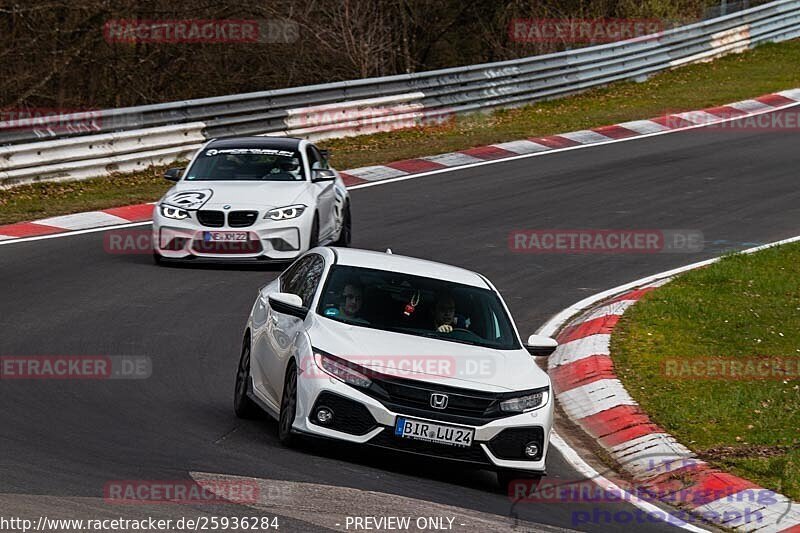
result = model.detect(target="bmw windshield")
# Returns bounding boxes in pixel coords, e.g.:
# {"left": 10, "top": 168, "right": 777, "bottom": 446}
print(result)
{"left": 317, "top": 265, "right": 521, "bottom": 350}
{"left": 185, "top": 147, "right": 305, "bottom": 181}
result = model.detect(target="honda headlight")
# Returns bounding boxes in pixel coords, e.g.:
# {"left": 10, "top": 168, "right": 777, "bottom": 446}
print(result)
{"left": 160, "top": 204, "right": 190, "bottom": 220}
{"left": 265, "top": 204, "right": 306, "bottom": 221}
{"left": 499, "top": 389, "right": 548, "bottom": 413}
{"left": 314, "top": 349, "right": 372, "bottom": 388}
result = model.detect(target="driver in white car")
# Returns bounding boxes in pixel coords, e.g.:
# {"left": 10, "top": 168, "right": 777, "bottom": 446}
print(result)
{"left": 271, "top": 157, "right": 302, "bottom": 179}
{"left": 433, "top": 293, "right": 470, "bottom": 333}
{"left": 339, "top": 283, "right": 364, "bottom": 320}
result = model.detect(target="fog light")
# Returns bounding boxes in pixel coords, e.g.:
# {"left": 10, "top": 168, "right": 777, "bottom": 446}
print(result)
{"left": 316, "top": 407, "right": 334, "bottom": 425}
{"left": 524, "top": 442, "right": 539, "bottom": 458}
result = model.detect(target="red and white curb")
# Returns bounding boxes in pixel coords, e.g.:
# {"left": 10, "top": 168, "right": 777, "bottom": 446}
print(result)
{"left": 541, "top": 237, "right": 800, "bottom": 533}
{"left": 337, "top": 88, "right": 800, "bottom": 186}
{"left": 0, "top": 203, "right": 154, "bottom": 241}
{"left": 2, "top": 88, "right": 799, "bottom": 243}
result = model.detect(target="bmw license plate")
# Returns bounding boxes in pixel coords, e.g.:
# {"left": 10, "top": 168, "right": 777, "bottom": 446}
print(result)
{"left": 204, "top": 231, "right": 248, "bottom": 242}
{"left": 394, "top": 416, "right": 474, "bottom": 447}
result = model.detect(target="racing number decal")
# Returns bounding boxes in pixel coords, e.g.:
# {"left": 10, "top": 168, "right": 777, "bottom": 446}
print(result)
{"left": 170, "top": 191, "right": 207, "bottom": 206}
{"left": 164, "top": 190, "right": 213, "bottom": 210}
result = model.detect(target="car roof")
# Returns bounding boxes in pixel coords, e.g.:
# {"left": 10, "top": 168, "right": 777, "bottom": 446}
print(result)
{"left": 329, "top": 248, "right": 491, "bottom": 289}
{"left": 206, "top": 137, "right": 304, "bottom": 150}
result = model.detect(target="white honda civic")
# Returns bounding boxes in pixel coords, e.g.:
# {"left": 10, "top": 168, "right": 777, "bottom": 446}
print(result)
{"left": 233, "top": 247, "right": 558, "bottom": 487}
{"left": 152, "top": 137, "right": 351, "bottom": 263}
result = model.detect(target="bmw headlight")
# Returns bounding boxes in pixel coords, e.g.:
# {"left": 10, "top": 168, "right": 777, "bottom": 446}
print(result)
{"left": 265, "top": 204, "right": 306, "bottom": 221}
{"left": 314, "top": 349, "right": 372, "bottom": 388}
{"left": 160, "top": 204, "right": 190, "bottom": 220}
{"left": 499, "top": 389, "right": 548, "bottom": 413}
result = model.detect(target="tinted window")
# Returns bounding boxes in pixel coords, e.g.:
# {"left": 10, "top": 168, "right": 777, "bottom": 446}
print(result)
{"left": 281, "top": 254, "right": 324, "bottom": 307}
{"left": 317, "top": 265, "right": 520, "bottom": 350}
{"left": 185, "top": 147, "right": 304, "bottom": 181}
{"left": 280, "top": 257, "right": 306, "bottom": 293}
{"left": 309, "top": 145, "right": 328, "bottom": 169}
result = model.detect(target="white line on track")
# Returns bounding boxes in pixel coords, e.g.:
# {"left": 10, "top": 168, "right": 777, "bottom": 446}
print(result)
{"left": 0, "top": 221, "right": 152, "bottom": 247}
{"left": 346, "top": 98, "right": 800, "bottom": 191}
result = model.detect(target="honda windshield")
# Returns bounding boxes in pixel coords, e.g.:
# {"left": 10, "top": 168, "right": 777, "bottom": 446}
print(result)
{"left": 317, "top": 265, "right": 521, "bottom": 350}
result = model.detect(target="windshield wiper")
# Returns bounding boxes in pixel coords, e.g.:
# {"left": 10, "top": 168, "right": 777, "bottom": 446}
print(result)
{"left": 409, "top": 330, "right": 483, "bottom": 347}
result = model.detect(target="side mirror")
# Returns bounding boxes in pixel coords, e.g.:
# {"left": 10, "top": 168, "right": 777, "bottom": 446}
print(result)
{"left": 311, "top": 169, "right": 336, "bottom": 183}
{"left": 163, "top": 168, "right": 184, "bottom": 182}
{"left": 525, "top": 334, "right": 558, "bottom": 357}
{"left": 268, "top": 292, "right": 308, "bottom": 320}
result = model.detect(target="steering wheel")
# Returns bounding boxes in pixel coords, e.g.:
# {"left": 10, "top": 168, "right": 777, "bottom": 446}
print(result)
{"left": 448, "top": 328, "right": 484, "bottom": 343}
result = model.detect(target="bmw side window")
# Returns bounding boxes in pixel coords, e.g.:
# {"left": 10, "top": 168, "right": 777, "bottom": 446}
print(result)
{"left": 307, "top": 146, "right": 321, "bottom": 170}
{"left": 311, "top": 146, "right": 329, "bottom": 169}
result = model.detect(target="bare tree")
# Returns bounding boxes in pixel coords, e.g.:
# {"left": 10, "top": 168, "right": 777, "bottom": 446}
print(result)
{"left": 0, "top": 0, "right": 751, "bottom": 109}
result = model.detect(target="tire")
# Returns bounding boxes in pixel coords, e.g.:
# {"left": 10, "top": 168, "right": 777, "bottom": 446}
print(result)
{"left": 278, "top": 361, "right": 299, "bottom": 447}
{"left": 333, "top": 203, "right": 352, "bottom": 247}
{"left": 497, "top": 470, "right": 542, "bottom": 494}
{"left": 233, "top": 337, "right": 259, "bottom": 419}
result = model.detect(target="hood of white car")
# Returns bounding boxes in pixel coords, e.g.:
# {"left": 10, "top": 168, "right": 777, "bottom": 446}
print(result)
{"left": 309, "top": 317, "right": 550, "bottom": 393}
{"left": 166, "top": 180, "right": 311, "bottom": 210}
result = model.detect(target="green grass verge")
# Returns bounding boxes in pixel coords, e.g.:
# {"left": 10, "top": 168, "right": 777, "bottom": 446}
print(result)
{"left": 612, "top": 243, "right": 800, "bottom": 500}
{"left": 0, "top": 165, "right": 173, "bottom": 225}
{"left": 2, "top": 40, "right": 800, "bottom": 225}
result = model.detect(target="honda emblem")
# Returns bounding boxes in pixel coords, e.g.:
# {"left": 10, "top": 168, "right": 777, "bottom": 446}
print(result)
{"left": 430, "top": 393, "right": 449, "bottom": 409}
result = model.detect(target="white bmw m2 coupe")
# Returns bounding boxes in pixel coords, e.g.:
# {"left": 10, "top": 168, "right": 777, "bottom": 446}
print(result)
{"left": 233, "top": 247, "right": 558, "bottom": 488}
{"left": 153, "top": 137, "right": 351, "bottom": 264}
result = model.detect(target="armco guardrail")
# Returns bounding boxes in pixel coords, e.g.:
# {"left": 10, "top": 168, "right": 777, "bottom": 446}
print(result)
{"left": 2, "top": 0, "right": 799, "bottom": 188}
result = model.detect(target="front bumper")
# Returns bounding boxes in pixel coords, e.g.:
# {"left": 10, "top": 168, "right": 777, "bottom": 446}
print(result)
{"left": 152, "top": 208, "right": 311, "bottom": 261}
{"left": 292, "top": 369, "right": 553, "bottom": 473}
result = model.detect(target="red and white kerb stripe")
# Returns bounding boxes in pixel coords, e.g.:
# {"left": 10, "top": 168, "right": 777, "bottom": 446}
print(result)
{"left": 549, "top": 279, "right": 800, "bottom": 532}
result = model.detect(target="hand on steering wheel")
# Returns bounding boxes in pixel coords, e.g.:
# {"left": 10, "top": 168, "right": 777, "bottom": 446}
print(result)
{"left": 436, "top": 324, "right": 453, "bottom": 333}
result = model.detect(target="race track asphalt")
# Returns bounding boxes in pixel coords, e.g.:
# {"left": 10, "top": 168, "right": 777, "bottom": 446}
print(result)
{"left": 1, "top": 107, "right": 798, "bottom": 532}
